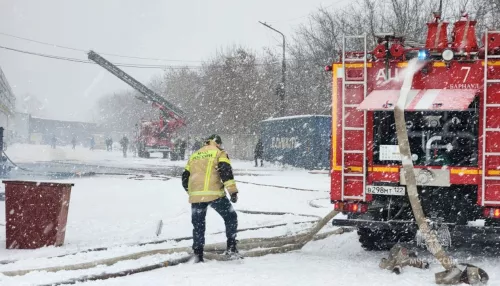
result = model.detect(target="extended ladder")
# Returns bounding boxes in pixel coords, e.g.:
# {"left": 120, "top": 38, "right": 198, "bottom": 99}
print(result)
{"left": 88, "top": 51, "right": 185, "bottom": 121}
{"left": 482, "top": 29, "right": 500, "bottom": 206}
{"left": 341, "top": 34, "right": 368, "bottom": 201}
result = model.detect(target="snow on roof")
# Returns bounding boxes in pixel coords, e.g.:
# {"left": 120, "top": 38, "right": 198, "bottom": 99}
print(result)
{"left": 30, "top": 116, "right": 96, "bottom": 125}
{"left": 261, "top": 114, "right": 331, "bottom": 122}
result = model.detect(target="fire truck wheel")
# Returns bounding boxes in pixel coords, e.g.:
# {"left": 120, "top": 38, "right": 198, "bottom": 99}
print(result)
{"left": 485, "top": 218, "right": 500, "bottom": 227}
{"left": 357, "top": 228, "right": 413, "bottom": 251}
{"left": 163, "top": 152, "right": 169, "bottom": 159}
{"left": 144, "top": 152, "right": 150, "bottom": 158}
{"left": 480, "top": 242, "right": 500, "bottom": 255}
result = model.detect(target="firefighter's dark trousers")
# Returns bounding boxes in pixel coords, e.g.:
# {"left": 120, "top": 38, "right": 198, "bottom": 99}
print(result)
{"left": 254, "top": 155, "right": 263, "bottom": 167}
{"left": 191, "top": 197, "right": 238, "bottom": 253}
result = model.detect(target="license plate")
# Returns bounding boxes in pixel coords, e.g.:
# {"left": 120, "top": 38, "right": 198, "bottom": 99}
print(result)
{"left": 366, "top": 185, "right": 405, "bottom": 196}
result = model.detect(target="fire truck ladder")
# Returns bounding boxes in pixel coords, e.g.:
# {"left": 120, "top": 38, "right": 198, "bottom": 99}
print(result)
{"left": 341, "top": 34, "right": 368, "bottom": 201}
{"left": 482, "top": 30, "right": 500, "bottom": 206}
{"left": 87, "top": 51, "right": 185, "bottom": 121}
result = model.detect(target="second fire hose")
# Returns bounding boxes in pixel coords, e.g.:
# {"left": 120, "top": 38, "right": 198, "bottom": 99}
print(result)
{"left": 1, "top": 209, "right": 341, "bottom": 285}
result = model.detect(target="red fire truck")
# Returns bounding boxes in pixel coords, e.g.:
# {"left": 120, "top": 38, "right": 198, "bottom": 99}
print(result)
{"left": 88, "top": 51, "right": 186, "bottom": 159}
{"left": 329, "top": 12, "right": 500, "bottom": 250}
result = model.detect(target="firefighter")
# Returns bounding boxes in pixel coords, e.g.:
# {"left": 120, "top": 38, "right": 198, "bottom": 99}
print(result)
{"left": 90, "top": 137, "right": 95, "bottom": 151}
{"left": 171, "top": 139, "right": 180, "bottom": 161}
{"left": 179, "top": 138, "right": 187, "bottom": 160}
{"left": 51, "top": 135, "right": 57, "bottom": 149}
{"left": 71, "top": 137, "right": 77, "bottom": 150}
{"left": 254, "top": 138, "right": 264, "bottom": 167}
{"left": 192, "top": 138, "right": 202, "bottom": 154}
{"left": 182, "top": 134, "right": 240, "bottom": 263}
{"left": 120, "top": 135, "right": 129, "bottom": 158}
{"left": 106, "top": 137, "right": 113, "bottom": 151}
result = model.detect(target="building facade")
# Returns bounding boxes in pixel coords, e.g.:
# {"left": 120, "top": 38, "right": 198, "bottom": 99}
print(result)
{"left": 0, "top": 67, "right": 16, "bottom": 137}
{"left": 29, "top": 117, "right": 100, "bottom": 147}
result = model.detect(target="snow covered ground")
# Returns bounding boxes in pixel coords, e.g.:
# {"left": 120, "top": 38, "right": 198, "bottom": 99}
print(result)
{"left": 0, "top": 144, "right": 498, "bottom": 285}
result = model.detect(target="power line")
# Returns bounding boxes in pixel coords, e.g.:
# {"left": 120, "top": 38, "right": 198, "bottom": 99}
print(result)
{"left": 0, "top": 31, "right": 204, "bottom": 63}
{"left": 0, "top": 32, "right": 84, "bottom": 52}
{"left": 0, "top": 45, "right": 202, "bottom": 70}
{"left": 0, "top": 43, "right": 326, "bottom": 72}
{"left": 0, "top": 31, "right": 320, "bottom": 69}
{"left": 90, "top": 51, "right": 203, "bottom": 63}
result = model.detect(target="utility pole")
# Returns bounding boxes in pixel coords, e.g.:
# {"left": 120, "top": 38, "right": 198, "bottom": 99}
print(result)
{"left": 259, "top": 21, "right": 286, "bottom": 117}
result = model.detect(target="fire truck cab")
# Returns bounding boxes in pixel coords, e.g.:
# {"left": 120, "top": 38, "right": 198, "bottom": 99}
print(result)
{"left": 329, "top": 13, "right": 500, "bottom": 250}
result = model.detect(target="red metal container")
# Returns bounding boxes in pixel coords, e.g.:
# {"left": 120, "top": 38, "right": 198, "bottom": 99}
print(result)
{"left": 425, "top": 21, "right": 449, "bottom": 50}
{"left": 3, "top": 181, "right": 73, "bottom": 249}
{"left": 451, "top": 19, "right": 478, "bottom": 52}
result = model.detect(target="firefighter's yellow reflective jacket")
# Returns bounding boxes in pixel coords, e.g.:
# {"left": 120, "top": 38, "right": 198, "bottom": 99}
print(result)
{"left": 182, "top": 141, "right": 238, "bottom": 203}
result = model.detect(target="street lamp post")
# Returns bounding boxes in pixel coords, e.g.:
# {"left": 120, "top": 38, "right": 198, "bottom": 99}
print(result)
{"left": 259, "top": 21, "right": 286, "bottom": 117}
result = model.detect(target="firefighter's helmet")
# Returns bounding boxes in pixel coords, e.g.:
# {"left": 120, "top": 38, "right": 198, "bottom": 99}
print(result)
{"left": 206, "top": 134, "right": 222, "bottom": 145}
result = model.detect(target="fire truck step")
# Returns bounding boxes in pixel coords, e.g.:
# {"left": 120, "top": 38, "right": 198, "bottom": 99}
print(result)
{"left": 345, "top": 127, "right": 364, "bottom": 131}
{"left": 483, "top": 201, "right": 500, "bottom": 206}
{"left": 486, "top": 55, "right": 500, "bottom": 59}
{"left": 344, "top": 150, "right": 364, "bottom": 154}
{"left": 343, "top": 173, "right": 364, "bottom": 177}
{"left": 344, "top": 58, "right": 365, "bottom": 62}
{"left": 485, "top": 152, "right": 500, "bottom": 156}
{"left": 485, "top": 177, "right": 500, "bottom": 180}
{"left": 485, "top": 128, "right": 500, "bottom": 132}
{"left": 343, "top": 196, "right": 364, "bottom": 199}
{"left": 345, "top": 81, "right": 365, "bottom": 85}
{"left": 486, "top": 79, "right": 500, "bottom": 84}
{"left": 344, "top": 104, "right": 360, "bottom": 108}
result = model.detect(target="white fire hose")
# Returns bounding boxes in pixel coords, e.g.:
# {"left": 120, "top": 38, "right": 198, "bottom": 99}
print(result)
{"left": 393, "top": 59, "right": 488, "bottom": 285}
{"left": 1, "top": 209, "right": 341, "bottom": 285}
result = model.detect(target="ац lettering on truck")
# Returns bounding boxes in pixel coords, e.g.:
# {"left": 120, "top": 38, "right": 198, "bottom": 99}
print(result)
{"left": 327, "top": 12, "right": 500, "bottom": 251}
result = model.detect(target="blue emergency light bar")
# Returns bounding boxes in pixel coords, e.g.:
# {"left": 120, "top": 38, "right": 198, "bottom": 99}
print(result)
{"left": 418, "top": 49, "right": 430, "bottom": 61}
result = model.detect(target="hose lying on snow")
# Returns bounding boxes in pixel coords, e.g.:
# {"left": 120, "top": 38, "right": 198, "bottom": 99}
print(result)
{"left": 1, "top": 210, "right": 341, "bottom": 280}
{"left": 236, "top": 180, "right": 326, "bottom": 192}
{"left": 0, "top": 210, "right": 319, "bottom": 266}
{"left": 0, "top": 220, "right": 316, "bottom": 266}
{"left": 37, "top": 229, "right": 347, "bottom": 286}
{"left": 308, "top": 197, "right": 330, "bottom": 209}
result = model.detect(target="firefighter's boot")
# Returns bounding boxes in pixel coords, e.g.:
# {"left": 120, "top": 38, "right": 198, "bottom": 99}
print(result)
{"left": 193, "top": 249, "right": 204, "bottom": 263}
{"left": 224, "top": 240, "right": 243, "bottom": 260}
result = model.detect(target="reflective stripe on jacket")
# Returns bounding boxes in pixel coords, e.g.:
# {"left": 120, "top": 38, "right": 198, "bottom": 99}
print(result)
{"left": 184, "top": 141, "right": 237, "bottom": 203}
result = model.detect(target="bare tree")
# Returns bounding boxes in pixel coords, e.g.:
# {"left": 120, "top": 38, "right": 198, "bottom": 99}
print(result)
{"left": 16, "top": 93, "right": 47, "bottom": 117}
{"left": 95, "top": 0, "right": 500, "bottom": 136}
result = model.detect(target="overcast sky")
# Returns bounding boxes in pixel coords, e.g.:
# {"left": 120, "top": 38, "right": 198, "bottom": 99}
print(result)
{"left": 0, "top": 0, "right": 344, "bottom": 122}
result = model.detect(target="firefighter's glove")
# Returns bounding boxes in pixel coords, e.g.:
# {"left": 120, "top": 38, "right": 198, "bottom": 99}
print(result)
{"left": 230, "top": 193, "right": 238, "bottom": 203}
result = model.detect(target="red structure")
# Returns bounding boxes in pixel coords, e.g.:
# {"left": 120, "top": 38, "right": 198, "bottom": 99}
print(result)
{"left": 425, "top": 12, "right": 448, "bottom": 50}
{"left": 136, "top": 109, "right": 186, "bottom": 159}
{"left": 328, "top": 13, "right": 500, "bottom": 250}
{"left": 88, "top": 51, "right": 186, "bottom": 159}
{"left": 4, "top": 181, "right": 73, "bottom": 249}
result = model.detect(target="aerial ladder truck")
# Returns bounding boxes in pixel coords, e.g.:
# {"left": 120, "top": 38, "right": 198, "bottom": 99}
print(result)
{"left": 88, "top": 51, "right": 186, "bottom": 159}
